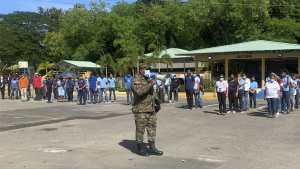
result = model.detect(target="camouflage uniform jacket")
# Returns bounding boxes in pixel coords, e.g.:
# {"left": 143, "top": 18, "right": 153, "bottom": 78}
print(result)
{"left": 131, "top": 74, "right": 160, "bottom": 113}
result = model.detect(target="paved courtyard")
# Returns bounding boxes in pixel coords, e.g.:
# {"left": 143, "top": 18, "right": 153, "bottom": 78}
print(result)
{"left": 0, "top": 96, "right": 300, "bottom": 169}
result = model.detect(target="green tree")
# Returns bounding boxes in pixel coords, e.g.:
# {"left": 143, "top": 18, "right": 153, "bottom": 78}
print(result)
{"left": 37, "top": 62, "right": 55, "bottom": 74}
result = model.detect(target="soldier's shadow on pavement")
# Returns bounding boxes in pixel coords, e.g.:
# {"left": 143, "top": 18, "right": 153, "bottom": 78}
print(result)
{"left": 118, "top": 140, "right": 148, "bottom": 154}
{"left": 203, "top": 110, "right": 219, "bottom": 115}
{"left": 247, "top": 110, "right": 269, "bottom": 117}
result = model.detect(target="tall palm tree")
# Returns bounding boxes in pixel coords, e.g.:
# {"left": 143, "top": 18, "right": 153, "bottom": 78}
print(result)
{"left": 145, "top": 44, "right": 173, "bottom": 72}
{"left": 97, "top": 52, "right": 117, "bottom": 78}
{"left": 37, "top": 62, "right": 55, "bottom": 74}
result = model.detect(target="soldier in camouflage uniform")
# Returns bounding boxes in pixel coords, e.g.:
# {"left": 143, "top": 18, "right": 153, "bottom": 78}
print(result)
{"left": 131, "top": 63, "right": 163, "bottom": 156}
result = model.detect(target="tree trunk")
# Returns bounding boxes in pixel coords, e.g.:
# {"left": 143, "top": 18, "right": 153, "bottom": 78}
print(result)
{"left": 106, "top": 64, "right": 107, "bottom": 78}
{"left": 158, "top": 59, "right": 161, "bottom": 72}
{"left": 132, "top": 68, "right": 134, "bottom": 77}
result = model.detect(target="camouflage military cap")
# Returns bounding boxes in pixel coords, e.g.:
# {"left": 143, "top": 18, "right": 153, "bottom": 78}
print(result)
{"left": 139, "top": 63, "right": 150, "bottom": 70}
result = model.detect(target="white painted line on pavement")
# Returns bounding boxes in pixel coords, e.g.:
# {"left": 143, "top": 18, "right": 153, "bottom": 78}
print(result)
{"left": 203, "top": 104, "right": 219, "bottom": 108}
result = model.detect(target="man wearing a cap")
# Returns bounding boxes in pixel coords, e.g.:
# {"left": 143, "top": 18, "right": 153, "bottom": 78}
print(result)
{"left": 34, "top": 73, "right": 42, "bottom": 101}
{"left": 124, "top": 71, "right": 134, "bottom": 105}
{"left": 131, "top": 63, "right": 163, "bottom": 156}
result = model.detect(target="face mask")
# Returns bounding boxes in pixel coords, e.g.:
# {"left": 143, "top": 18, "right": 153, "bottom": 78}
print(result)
{"left": 230, "top": 77, "right": 234, "bottom": 80}
{"left": 243, "top": 76, "right": 246, "bottom": 79}
{"left": 174, "top": 77, "right": 176, "bottom": 79}
{"left": 270, "top": 79, "right": 275, "bottom": 82}
{"left": 193, "top": 74, "right": 196, "bottom": 77}
{"left": 144, "top": 70, "right": 150, "bottom": 77}
{"left": 293, "top": 77, "right": 295, "bottom": 80}
{"left": 220, "top": 78, "right": 224, "bottom": 81}
{"left": 282, "top": 73, "right": 285, "bottom": 77}
{"left": 22, "top": 77, "right": 24, "bottom": 79}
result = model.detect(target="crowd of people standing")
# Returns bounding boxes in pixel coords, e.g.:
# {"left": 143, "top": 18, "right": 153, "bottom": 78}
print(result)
{"left": 214, "top": 68, "right": 299, "bottom": 118}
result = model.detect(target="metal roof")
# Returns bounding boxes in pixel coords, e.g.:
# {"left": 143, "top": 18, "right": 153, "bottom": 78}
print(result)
{"left": 145, "top": 48, "right": 192, "bottom": 59}
{"left": 50, "top": 60, "right": 100, "bottom": 69}
{"left": 176, "top": 40, "right": 300, "bottom": 56}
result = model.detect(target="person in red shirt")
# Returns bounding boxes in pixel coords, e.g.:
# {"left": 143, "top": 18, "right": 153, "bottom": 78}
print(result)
{"left": 34, "top": 73, "right": 42, "bottom": 101}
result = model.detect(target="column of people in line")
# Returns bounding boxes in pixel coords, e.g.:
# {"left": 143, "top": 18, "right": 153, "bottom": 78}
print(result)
{"left": 214, "top": 68, "right": 299, "bottom": 117}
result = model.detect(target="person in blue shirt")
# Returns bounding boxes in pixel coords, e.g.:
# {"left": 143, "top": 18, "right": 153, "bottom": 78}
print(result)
{"left": 237, "top": 72, "right": 245, "bottom": 112}
{"left": 108, "top": 73, "right": 117, "bottom": 103}
{"left": 290, "top": 73, "right": 297, "bottom": 111}
{"left": 124, "top": 71, "right": 134, "bottom": 105}
{"left": 77, "top": 75, "right": 87, "bottom": 105}
{"left": 295, "top": 75, "right": 300, "bottom": 109}
{"left": 96, "top": 74, "right": 101, "bottom": 103}
{"left": 85, "top": 77, "right": 89, "bottom": 101}
{"left": 281, "top": 69, "right": 291, "bottom": 114}
{"left": 75, "top": 77, "right": 79, "bottom": 101}
{"left": 10, "top": 76, "right": 19, "bottom": 99}
{"left": 157, "top": 74, "right": 164, "bottom": 103}
{"left": 57, "top": 76, "right": 65, "bottom": 102}
{"left": 249, "top": 76, "right": 258, "bottom": 110}
{"left": 100, "top": 74, "right": 109, "bottom": 103}
{"left": 164, "top": 73, "right": 172, "bottom": 103}
{"left": 88, "top": 73, "right": 98, "bottom": 104}
{"left": 66, "top": 77, "right": 74, "bottom": 102}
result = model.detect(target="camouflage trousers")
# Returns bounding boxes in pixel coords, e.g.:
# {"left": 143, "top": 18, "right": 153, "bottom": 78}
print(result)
{"left": 134, "top": 112, "right": 157, "bottom": 144}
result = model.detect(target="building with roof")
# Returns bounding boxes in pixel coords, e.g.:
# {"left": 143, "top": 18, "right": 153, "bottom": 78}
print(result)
{"left": 143, "top": 48, "right": 205, "bottom": 78}
{"left": 176, "top": 40, "right": 300, "bottom": 88}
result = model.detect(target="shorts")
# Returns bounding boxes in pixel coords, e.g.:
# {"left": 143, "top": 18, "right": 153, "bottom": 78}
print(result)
{"left": 58, "top": 88, "right": 65, "bottom": 96}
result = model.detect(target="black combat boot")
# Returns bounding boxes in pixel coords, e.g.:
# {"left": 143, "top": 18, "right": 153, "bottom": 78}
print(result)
{"left": 137, "top": 143, "right": 149, "bottom": 156}
{"left": 148, "top": 141, "right": 163, "bottom": 155}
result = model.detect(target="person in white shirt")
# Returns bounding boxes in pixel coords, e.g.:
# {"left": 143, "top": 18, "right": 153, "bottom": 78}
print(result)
{"left": 243, "top": 73, "right": 250, "bottom": 111}
{"left": 214, "top": 74, "right": 228, "bottom": 115}
{"left": 193, "top": 71, "right": 200, "bottom": 109}
{"left": 264, "top": 74, "right": 280, "bottom": 118}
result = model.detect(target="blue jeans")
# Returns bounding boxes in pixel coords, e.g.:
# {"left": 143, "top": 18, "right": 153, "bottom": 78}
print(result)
{"left": 76, "top": 88, "right": 78, "bottom": 100}
{"left": 100, "top": 88, "right": 108, "bottom": 102}
{"left": 109, "top": 88, "right": 116, "bottom": 102}
{"left": 126, "top": 89, "right": 133, "bottom": 104}
{"left": 97, "top": 88, "right": 101, "bottom": 102}
{"left": 165, "top": 87, "right": 170, "bottom": 101}
{"left": 10, "top": 88, "right": 18, "bottom": 99}
{"left": 173, "top": 88, "right": 178, "bottom": 101}
{"left": 67, "top": 88, "right": 73, "bottom": 102}
{"left": 47, "top": 91, "right": 52, "bottom": 102}
{"left": 290, "top": 92, "right": 294, "bottom": 109}
{"left": 85, "top": 88, "right": 89, "bottom": 100}
{"left": 243, "top": 91, "right": 249, "bottom": 109}
{"left": 267, "top": 98, "right": 277, "bottom": 116}
{"left": 194, "top": 89, "right": 200, "bottom": 107}
{"left": 277, "top": 92, "right": 282, "bottom": 112}
{"left": 89, "top": 88, "right": 97, "bottom": 103}
{"left": 78, "top": 88, "right": 87, "bottom": 104}
{"left": 64, "top": 87, "right": 67, "bottom": 99}
{"left": 249, "top": 91, "right": 256, "bottom": 108}
{"left": 296, "top": 90, "right": 299, "bottom": 109}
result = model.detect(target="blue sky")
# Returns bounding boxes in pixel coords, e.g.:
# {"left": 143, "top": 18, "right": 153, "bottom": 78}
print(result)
{"left": 0, "top": 0, "right": 135, "bottom": 14}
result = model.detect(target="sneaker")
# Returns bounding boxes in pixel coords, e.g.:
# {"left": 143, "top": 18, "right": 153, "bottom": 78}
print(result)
{"left": 192, "top": 107, "right": 195, "bottom": 110}
{"left": 277, "top": 112, "right": 280, "bottom": 116}
{"left": 169, "top": 100, "right": 171, "bottom": 103}
{"left": 114, "top": 101, "right": 116, "bottom": 103}
{"left": 227, "top": 111, "right": 232, "bottom": 114}
{"left": 105, "top": 101, "right": 110, "bottom": 103}
{"left": 233, "top": 111, "right": 236, "bottom": 114}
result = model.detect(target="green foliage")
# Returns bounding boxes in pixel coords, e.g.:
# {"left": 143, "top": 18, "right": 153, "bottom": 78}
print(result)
{"left": 2, "top": 0, "right": 300, "bottom": 73}
{"left": 37, "top": 62, "right": 55, "bottom": 73}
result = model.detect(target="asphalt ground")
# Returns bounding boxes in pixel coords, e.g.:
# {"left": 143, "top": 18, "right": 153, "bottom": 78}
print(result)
{"left": 0, "top": 95, "right": 300, "bottom": 169}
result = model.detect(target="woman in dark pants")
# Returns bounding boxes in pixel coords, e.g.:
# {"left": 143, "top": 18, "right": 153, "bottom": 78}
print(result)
{"left": 214, "top": 74, "right": 228, "bottom": 115}
{"left": 227, "top": 74, "right": 239, "bottom": 114}
{"left": 237, "top": 72, "right": 245, "bottom": 112}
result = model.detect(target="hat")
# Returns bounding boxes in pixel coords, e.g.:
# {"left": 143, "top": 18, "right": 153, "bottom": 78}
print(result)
{"left": 139, "top": 63, "right": 150, "bottom": 70}
{"left": 127, "top": 71, "right": 131, "bottom": 75}
{"left": 35, "top": 73, "right": 38, "bottom": 75}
